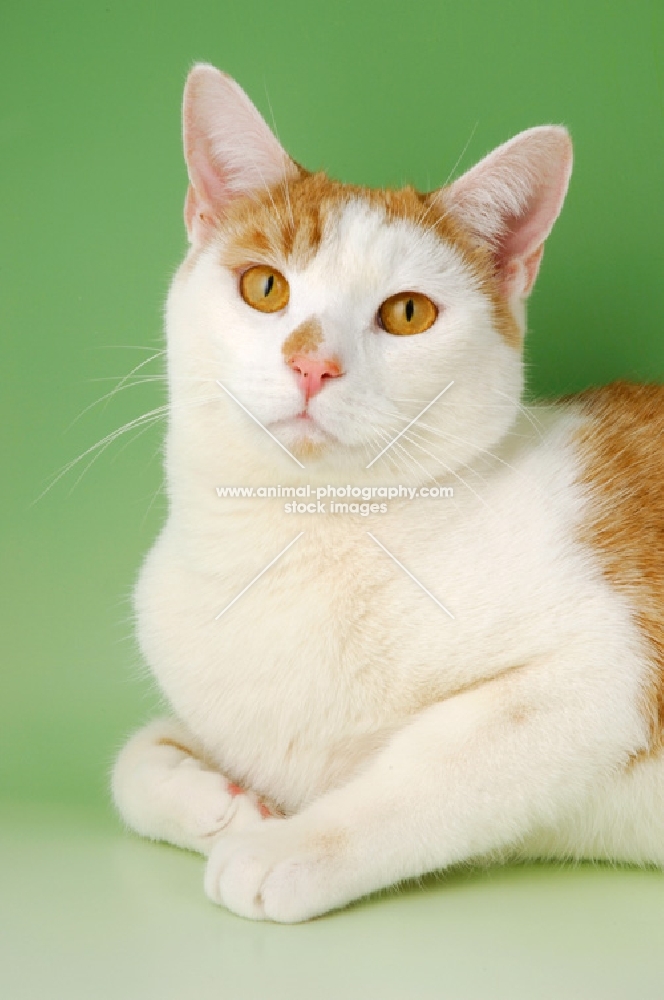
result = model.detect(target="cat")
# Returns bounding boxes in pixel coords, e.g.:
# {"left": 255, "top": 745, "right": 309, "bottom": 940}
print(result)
{"left": 112, "top": 62, "right": 664, "bottom": 923}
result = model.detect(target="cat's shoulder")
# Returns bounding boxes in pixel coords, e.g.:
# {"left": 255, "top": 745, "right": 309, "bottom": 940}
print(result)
{"left": 560, "top": 380, "right": 664, "bottom": 736}
{"left": 567, "top": 379, "right": 664, "bottom": 427}
{"left": 564, "top": 379, "right": 664, "bottom": 486}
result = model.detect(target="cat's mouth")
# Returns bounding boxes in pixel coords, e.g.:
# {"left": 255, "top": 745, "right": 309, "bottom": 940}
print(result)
{"left": 273, "top": 406, "right": 329, "bottom": 432}
{"left": 271, "top": 410, "right": 336, "bottom": 458}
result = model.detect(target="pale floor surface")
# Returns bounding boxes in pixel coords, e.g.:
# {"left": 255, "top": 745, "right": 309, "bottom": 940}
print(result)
{"left": 1, "top": 801, "right": 663, "bottom": 1000}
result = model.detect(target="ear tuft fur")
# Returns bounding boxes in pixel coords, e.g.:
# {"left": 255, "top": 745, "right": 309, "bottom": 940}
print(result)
{"left": 443, "top": 126, "right": 573, "bottom": 298}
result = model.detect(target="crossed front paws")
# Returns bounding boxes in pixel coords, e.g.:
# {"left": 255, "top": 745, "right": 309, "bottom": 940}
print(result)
{"left": 176, "top": 767, "right": 275, "bottom": 851}
{"left": 204, "top": 816, "right": 356, "bottom": 923}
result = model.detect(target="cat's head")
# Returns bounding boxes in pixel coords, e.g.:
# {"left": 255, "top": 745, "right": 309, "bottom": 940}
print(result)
{"left": 166, "top": 64, "right": 572, "bottom": 483}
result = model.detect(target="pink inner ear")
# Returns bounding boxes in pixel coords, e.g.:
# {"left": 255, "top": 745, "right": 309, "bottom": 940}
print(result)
{"left": 499, "top": 245, "right": 544, "bottom": 298}
{"left": 181, "top": 64, "right": 299, "bottom": 243}
{"left": 445, "top": 126, "right": 572, "bottom": 299}
{"left": 500, "top": 169, "right": 570, "bottom": 263}
{"left": 187, "top": 148, "right": 232, "bottom": 217}
{"left": 496, "top": 162, "right": 569, "bottom": 297}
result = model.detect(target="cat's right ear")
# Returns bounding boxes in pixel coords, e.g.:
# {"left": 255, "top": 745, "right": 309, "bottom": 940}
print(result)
{"left": 182, "top": 64, "right": 299, "bottom": 243}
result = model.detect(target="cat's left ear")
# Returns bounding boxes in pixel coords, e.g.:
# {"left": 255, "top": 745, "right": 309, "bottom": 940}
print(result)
{"left": 442, "top": 126, "right": 573, "bottom": 299}
{"left": 182, "top": 64, "right": 300, "bottom": 243}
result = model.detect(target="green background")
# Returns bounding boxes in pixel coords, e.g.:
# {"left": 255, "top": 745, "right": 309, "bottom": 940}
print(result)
{"left": 1, "top": 1, "right": 663, "bottom": 997}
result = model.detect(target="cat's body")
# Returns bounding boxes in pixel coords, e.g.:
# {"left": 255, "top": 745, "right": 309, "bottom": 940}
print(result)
{"left": 112, "top": 65, "right": 664, "bottom": 921}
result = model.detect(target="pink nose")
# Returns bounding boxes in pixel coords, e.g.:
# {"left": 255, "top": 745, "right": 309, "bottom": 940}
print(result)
{"left": 287, "top": 354, "right": 343, "bottom": 401}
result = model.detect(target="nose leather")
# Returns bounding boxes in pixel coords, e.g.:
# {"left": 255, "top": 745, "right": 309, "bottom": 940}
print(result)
{"left": 287, "top": 354, "right": 343, "bottom": 401}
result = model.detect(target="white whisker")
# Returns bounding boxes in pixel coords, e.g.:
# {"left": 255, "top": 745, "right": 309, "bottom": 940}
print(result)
{"left": 68, "top": 350, "right": 166, "bottom": 429}
{"left": 36, "top": 393, "right": 221, "bottom": 503}
{"left": 263, "top": 81, "right": 296, "bottom": 234}
{"left": 402, "top": 432, "right": 494, "bottom": 511}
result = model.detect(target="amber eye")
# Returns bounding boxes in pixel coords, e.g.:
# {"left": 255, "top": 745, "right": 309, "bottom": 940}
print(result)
{"left": 379, "top": 292, "right": 438, "bottom": 335}
{"left": 240, "top": 265, "right": 290, "bottom": 313}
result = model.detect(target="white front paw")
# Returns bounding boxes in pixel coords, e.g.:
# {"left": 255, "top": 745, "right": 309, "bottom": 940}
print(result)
{"left": 204, "top": 818, "right": 353, "bottom": 922}
{"left": 182, "top": 766, "right": 260, "bottom": 838}
{"left": 158, "top": 759, "right": 265, "bottom": 852}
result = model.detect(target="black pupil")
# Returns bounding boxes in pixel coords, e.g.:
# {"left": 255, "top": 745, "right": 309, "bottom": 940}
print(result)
{"left": 405, "top": 298, "right": 414, "bottom": 322}
{"left": 264, "top": 274, "right": 275, "bottom": 297}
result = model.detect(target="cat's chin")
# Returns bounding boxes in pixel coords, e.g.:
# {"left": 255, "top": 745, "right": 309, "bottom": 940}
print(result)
{"left": 272, "top": 414, "right": 336, "bottom": 461}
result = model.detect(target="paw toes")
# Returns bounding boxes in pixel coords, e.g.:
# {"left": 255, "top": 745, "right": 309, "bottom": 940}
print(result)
{"left": 204, "top": 823, "right": 344, "bottom": 923}
{"left": 204, "top": 838, "right": 266, "bottom": 919}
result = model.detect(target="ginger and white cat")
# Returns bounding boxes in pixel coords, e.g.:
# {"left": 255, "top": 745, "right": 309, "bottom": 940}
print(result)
{"left": 112, "top": 63, "right": 664, "bottom": 922}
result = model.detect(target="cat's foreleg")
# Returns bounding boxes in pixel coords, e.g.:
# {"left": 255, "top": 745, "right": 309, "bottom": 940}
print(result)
{"left": 112, "top": 718, "right": 270, "bottom": 854}
{"left": 205, "top": 657, "right": 647, "bottom": 920}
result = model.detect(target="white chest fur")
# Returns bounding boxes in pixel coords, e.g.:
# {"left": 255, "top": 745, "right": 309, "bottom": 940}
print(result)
{"left": 134, "top": 409, "right": 640, "bottom": 813}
